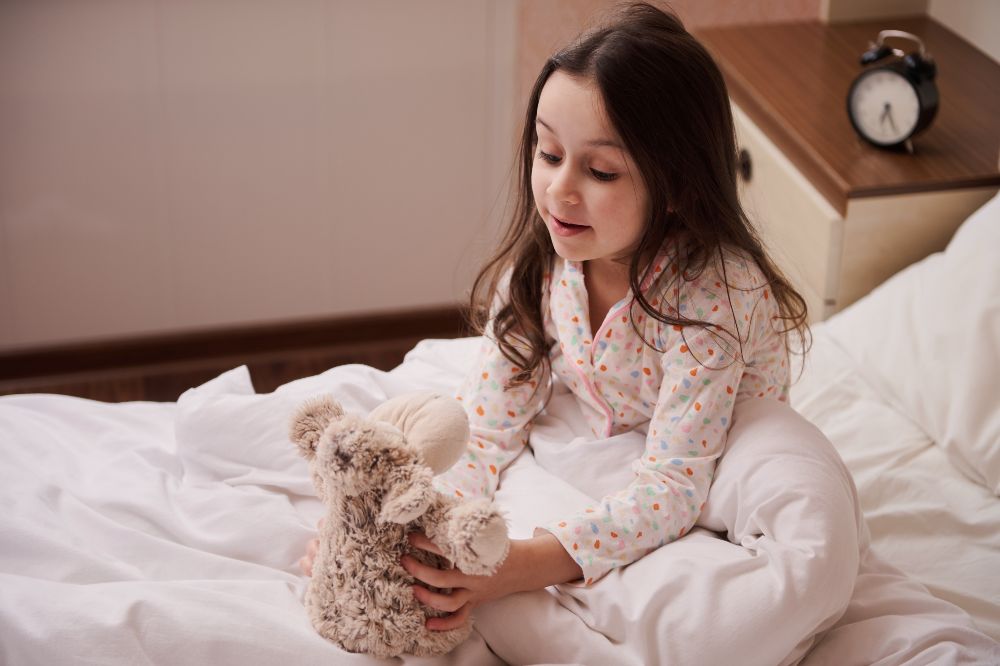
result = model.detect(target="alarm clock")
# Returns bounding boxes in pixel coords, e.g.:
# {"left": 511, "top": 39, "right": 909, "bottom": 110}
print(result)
{"left": 846, "top": 30, "right": 939, "bottom": 152}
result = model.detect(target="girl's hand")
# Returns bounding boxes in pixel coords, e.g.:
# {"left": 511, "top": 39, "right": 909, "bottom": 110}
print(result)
{"left": 403, "top": 530, "right": 583, "bottom": 631}
{"left": 401, "top": 532, "right": 514, "bottom": 631}
{"left": 299, "top": 517, "right": 325, "bottom": 577}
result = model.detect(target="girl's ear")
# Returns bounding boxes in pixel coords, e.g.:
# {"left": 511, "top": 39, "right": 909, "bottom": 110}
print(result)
{"left": 289, "top": 395, "right": 345, "bottom": 460}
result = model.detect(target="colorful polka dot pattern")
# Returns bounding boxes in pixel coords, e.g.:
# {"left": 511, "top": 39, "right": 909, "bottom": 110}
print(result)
{"left": 435, "top": 248, "right": 789, "bottom": 585}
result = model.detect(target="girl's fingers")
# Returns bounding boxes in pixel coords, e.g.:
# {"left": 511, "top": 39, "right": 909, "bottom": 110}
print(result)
{"left": 412, "top": 584, "right": 469, "bottom": 614}
{"left": 301, "top": 538, "right": 319, "bottom": 576}
{"left": 407, "top": 531, "right": 444, "bottom": 557}
{"left": 401, "top": 555, "right": 457, "bottom": 589}
{"left": 425, "top": 603, "right": 473, "bottom": 632}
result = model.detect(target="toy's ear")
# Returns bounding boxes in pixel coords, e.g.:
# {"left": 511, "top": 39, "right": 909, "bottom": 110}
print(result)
{"left": 369, "top": 392, "right": 470, "bottom": 474}
{"left": 289, "top": 395, "right": 345, "bottom": 461}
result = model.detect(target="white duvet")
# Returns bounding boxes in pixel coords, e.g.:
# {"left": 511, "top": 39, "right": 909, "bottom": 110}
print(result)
{"left": 1, "top": 336, "right": 997, "bottom": 665}
{"left": 792, "top": 327, "right": 1000, "bottom": 644}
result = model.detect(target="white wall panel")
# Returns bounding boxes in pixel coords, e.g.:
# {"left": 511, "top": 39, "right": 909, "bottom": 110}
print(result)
{"left": 0, "top": 0, "right": 518, "bottom": 350}
{"left": 321, "top": 0, "right": 492, "bottom": 313}
{"left": 929, "top": 0, "right": 1000, "bottom": 64}
{"left": 0, "top": 208, "right": 13, "bottom": 345}
{"left": 0, "top": 0, "right": 173, "bottom": 349}
{"left": 156, "top": 0, "right": 332, "bottom": 328}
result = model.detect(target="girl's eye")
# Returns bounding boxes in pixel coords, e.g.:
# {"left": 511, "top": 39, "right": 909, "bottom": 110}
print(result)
{"left": 590, "top": 168, "right": 618, "bottom": 182}
{"left": 537, "top": 149, "right": 617, "bottom": 182}
{"left": 538, "top": 149, "right": 561, "bottom": 164}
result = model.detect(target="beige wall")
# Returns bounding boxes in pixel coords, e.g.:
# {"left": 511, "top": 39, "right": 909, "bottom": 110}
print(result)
{"left": 1, "top": 0, "right": 993, "bottom": 352}
{"left": 516, "top": 0, "right": 822, "bottom": 105}
{"left": 0, "top": 0, "right": 518, "bottom": 351}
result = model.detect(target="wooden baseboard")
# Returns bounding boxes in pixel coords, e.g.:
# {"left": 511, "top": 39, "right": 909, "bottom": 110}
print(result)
{"left": 0, "top": 306, "right": 469, "bottom": 402}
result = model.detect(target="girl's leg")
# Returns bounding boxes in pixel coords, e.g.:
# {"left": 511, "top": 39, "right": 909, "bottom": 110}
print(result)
{"left": 474, "top": 587, "right": 630, "bottom": 666}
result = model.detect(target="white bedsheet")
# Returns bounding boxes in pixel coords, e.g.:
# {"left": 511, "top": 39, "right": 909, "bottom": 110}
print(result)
{"left": 1, "top": 337, "right": 997, "bottom": 665}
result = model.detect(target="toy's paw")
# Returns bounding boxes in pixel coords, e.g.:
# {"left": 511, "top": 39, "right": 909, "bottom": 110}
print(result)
{"left": 445, "top": 499, "right": 509, "bottom": 575}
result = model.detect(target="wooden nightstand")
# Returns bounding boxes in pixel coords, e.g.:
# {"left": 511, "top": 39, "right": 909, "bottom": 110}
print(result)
{"left": 697, "top": 17, "right": 1000, "bottom": 322}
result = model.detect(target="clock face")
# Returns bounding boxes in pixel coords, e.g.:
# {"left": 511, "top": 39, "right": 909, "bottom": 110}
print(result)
{"left": 848, "top": 68, "right": 921, "bottom": 145}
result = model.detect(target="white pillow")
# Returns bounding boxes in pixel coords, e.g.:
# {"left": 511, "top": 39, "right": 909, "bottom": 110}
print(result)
{"left": 824, "top": 191, "right": 1000, "bottom": 495}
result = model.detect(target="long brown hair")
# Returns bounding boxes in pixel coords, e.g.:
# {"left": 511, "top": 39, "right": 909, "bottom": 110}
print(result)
{"left": 470, "top": 2, "right": 809, "bottom": 387}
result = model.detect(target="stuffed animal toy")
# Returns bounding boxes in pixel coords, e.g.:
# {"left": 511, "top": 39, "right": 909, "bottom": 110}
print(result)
{"left": 289, "top": 391, "right": 510, "bottom": 658}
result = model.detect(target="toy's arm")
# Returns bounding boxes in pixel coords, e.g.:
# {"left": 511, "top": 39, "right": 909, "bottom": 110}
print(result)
{"left": 380, "top": 465, "right": 435, "bottom": 525}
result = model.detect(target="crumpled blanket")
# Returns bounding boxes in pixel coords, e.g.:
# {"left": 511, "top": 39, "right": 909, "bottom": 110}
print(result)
{"left": 0, "top": 337, "right": 995, "bottom": 665}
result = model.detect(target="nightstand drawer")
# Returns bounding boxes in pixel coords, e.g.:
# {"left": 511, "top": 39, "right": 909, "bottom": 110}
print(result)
{"left": 733, "top": 101, "right": 996, "bottom": 323}
{"left": 700, "top": 19, "right": 1000, "bottom": 324}
{"left": 733, "top": 104, "right": 842, "bottom": 322}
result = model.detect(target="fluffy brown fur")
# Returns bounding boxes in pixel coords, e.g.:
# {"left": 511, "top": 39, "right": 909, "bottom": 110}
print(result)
{"left": 290, "top": 393, "right": 509, "bottom": 659}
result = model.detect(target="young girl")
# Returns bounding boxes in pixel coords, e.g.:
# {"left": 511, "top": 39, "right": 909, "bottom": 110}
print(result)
{"left": 302, "top": 0, "right": 807, "bottom": 635}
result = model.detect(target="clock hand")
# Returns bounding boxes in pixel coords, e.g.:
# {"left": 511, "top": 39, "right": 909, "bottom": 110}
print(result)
{"left": 877, "top": 102, "right": 900, "bottom": 136}
{"left": 885, "top": 104, "right": 899, "bottom": 134}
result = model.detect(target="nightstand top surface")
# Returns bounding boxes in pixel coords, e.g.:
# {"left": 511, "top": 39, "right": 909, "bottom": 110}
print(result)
{"left": 697, "top": 17, "right": 1000, "bottom": 215}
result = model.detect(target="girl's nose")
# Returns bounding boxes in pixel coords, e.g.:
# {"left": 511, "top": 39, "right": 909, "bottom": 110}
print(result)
{"left": 548, "top": 166, "right": 580, "bottom": 206}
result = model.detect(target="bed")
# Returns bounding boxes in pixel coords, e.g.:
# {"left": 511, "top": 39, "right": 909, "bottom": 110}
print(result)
{"left": 2, "top": 193, "right": 999, "bottom": 665}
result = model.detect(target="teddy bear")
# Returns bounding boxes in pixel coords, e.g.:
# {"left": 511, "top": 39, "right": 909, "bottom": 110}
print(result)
{"left": 289, "top": 391, "right": 510, "bottom": 659}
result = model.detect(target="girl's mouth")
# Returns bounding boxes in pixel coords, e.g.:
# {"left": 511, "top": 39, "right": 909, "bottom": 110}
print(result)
{"left": 551, "top": 215, "right": 590, "bottom": 237}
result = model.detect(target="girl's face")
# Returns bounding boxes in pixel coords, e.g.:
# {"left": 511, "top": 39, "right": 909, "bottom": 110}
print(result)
{"left": 531, "top": 71, "right": 649, "bottom": 276}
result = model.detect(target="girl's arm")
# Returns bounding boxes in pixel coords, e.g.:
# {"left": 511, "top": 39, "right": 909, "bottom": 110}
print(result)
{"left": 404, "top": 341, "right": 748, "bottom": 627}
{"left": 433, "top": 334, "right": 549, "bottom": 501}
{"left": 402, "top": 530, "right": 582, "bottom": 631}
{"left": 436, "top": 266, "right": 553, "bottom": 501}
{"left": 539, "top": 270, "right": 789, "bottom": 585}
{"left": 541, "top": 348, "right": 747, "bottom": 585}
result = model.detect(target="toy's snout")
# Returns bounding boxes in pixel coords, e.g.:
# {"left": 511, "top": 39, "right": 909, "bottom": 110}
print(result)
{"left": 315, "top": 415, "right": 409, "bottom": 496}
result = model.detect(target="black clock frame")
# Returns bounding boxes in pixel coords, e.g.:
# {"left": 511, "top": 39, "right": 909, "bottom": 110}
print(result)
{"left": 846, "top": 34, "right": 939, "bottom": 151}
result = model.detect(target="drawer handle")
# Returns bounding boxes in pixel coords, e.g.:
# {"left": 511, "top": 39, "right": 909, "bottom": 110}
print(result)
{"left": 738, "top": 148, "right": 752, "bottom": 183}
